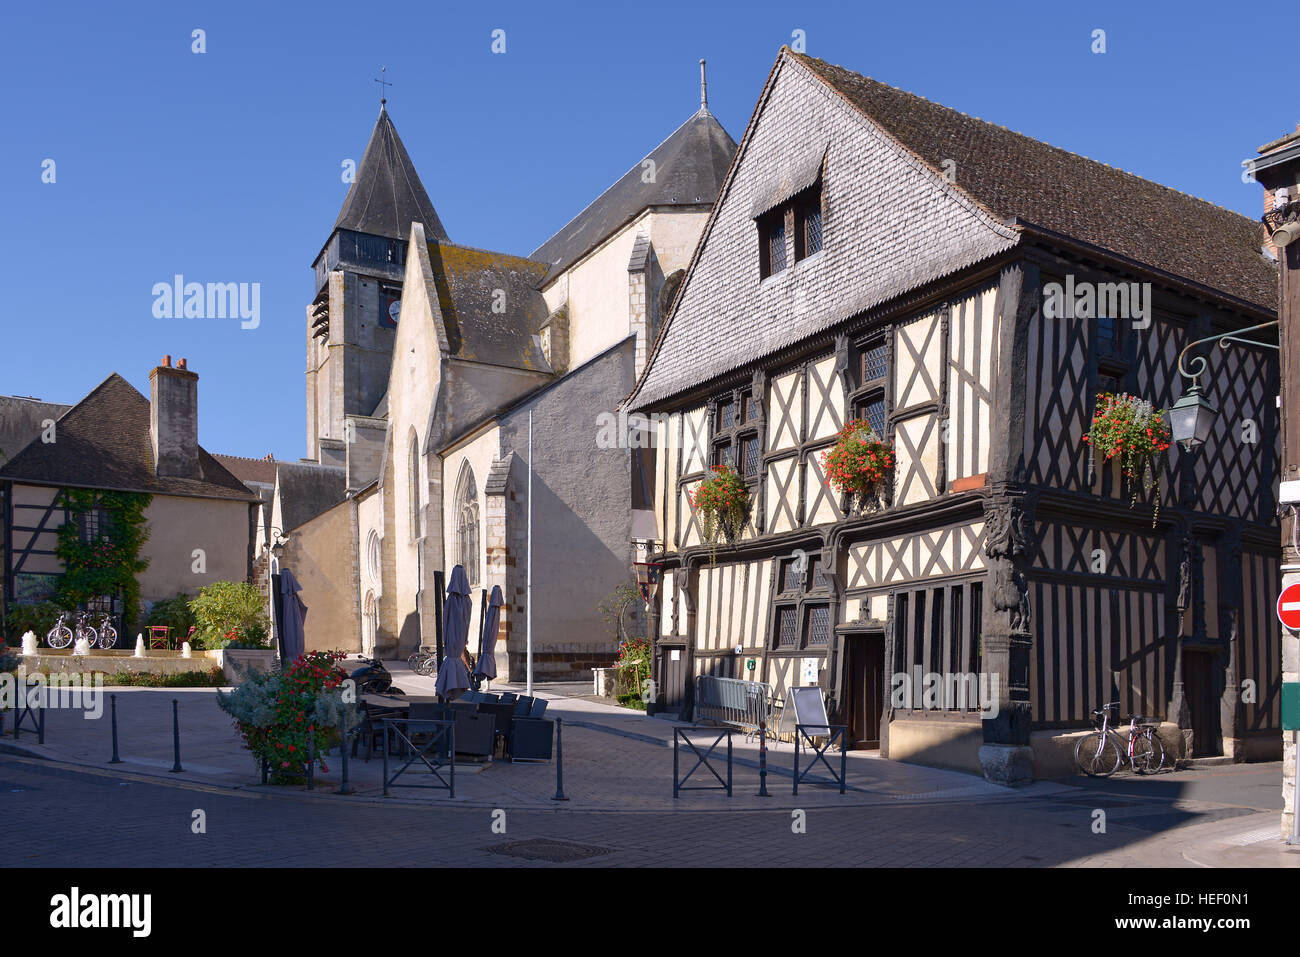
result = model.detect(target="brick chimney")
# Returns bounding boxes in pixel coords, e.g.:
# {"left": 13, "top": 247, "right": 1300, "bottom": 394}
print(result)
{"left": 150, "top": 356, "right": 200, "bottom": 478}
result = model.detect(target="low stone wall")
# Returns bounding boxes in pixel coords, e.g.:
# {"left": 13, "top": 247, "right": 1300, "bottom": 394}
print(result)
{"left": 886, "top": 717, "right": 983, "bottom": 775}
{"left": 19, "top": 649, "right": 224, "bottom": 677}
{"left": 507, "top": 647, "right": 618, "bottom": 682}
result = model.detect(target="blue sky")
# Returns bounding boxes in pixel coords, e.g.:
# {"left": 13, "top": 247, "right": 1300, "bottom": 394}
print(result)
{"left": 1, "top": 0, "right": 1293, "bottom": 460}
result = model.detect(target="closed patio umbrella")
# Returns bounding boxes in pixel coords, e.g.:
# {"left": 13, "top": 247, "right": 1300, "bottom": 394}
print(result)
{"left": 473, "top": 585, "right": 503, "bottom": 683}
{"left": 280, "top": 569, "right": 307, "bottom": 664}
{"left": 435, "top": 565, "right": 472, "bottom": 699}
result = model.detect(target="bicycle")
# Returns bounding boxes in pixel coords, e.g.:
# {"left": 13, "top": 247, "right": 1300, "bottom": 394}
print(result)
{"left": 407, "top": 649, "right": 438, "bottom": 676}
{"left": 1074, "top": 702, "right": 1166, "bottom": 776}
{"left": 46, "top": 611, "right": 117, "bottom": 650}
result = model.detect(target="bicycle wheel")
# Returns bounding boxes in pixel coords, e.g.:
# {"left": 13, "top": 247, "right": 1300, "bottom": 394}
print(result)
{"left": 1132, "top": 729, "right": 1165, "bottom": 774}
{"left": 97, "top": 625, "right": 118, "bottom": 650}
{"left": 47, "top": 625, "right": 73, "bottom": 649}
{"left": 1075, "top": 731, "right": 1121, "bottom": 777}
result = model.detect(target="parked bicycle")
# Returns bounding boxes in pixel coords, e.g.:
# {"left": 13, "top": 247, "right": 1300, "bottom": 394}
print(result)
{"left": 1074, "top": 702, "right": 1166, "bottom": 776}
{"left": 407, "top": 649, "right": 438, "bottom": 676}
{"left": 46, "top": 611, "right": 118, "bottom": 650}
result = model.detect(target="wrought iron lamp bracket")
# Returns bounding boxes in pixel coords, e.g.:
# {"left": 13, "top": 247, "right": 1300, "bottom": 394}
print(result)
{"left": 1177, "top": 320, "right": 1280, "bottom": 385}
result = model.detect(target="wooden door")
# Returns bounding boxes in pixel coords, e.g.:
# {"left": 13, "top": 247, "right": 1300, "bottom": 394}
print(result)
{"left": 661, "top": 644, "right": 686, "bottom": 713}
{"left": 1183, "top": 649, "right": 1223, "bottom": 757}
{"left": 843, "top": 634, "right": 884, "bottom": 749}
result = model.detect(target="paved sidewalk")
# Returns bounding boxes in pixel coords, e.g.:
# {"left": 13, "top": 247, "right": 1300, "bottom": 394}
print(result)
{"left": 3, "top": 665, "right": 1296, "bottom": 866}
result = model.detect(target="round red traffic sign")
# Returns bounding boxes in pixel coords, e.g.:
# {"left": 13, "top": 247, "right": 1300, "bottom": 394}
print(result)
{"left": 1278, "top": 583, "right": 1300, "bottom": 630}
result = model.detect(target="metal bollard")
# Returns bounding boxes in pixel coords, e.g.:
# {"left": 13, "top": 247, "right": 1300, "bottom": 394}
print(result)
{"left": 339, "top": 722, "right": 353, "bottom": 795}
{"left": 170, "top": 699, "right": 183, "bottom": 773}
{"left": 757, "top": 718, "right": 769, "bottom": 797}
{"left": 306, "top": 726, "right": 315, "bottom": 790}
{"left": 109, "top": 694, "right": 122, "bottom": 764}
{"left": 552, "top": 716, "right": 568, "bottom": 802}
{"left": 261, "top": 757, "right": 268, "bottom": 785}
{"left": 382, "top": 722, "right": 390, "bottom": 797}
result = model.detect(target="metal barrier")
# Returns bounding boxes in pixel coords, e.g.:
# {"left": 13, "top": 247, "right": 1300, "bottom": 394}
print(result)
{"left": 673, "top": 727, "right": 733, "bottom": 797}
{"left": 12, "top": 679, "right": 45, "bottom": 744}
{"left": 381, "top": 718, "right": 455, "bottom": 798}
{"left": 792, "top": 724, "right": 848, "bottom": 795}
{"left": 693, "top": 675, "right": 773, "bottom": 739}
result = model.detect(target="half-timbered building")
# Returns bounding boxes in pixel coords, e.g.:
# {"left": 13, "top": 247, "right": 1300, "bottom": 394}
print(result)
{"left": 626, "top": 49, "right": 1281, "bottom": 782}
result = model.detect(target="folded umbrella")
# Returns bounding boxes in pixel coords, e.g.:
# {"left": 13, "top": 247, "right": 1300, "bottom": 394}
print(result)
{"left": 472, "top": 585, "right": 503, "bottom": 681}
{"left": 435, "top": 564, "right": 472, "bottom": 699}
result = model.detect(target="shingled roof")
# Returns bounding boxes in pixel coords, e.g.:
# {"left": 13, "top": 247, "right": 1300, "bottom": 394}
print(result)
{"left": 428, "top": 242, "right": 552, "bottom": 372}
{"left": 530, "top": 108, "right": 736, "bottom": 284}
{"left": 0, "top": 396, "right": 72, "bottom": 465}
{"left": 0, "top": 374, "right": 257, "bottom": 502}
{"left": 794, "top": 54, "right": 1276, "bottom": 311}
{"left": 273, "top": 461, "right": 347, "bottom": 531}
{"left": 332, "top": 106, "right": 449, "bottom": 243}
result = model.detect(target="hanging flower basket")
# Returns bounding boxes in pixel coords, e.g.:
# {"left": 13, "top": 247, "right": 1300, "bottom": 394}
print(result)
{"left": 689, "top": 464, "right": 749, "bottom": 564}
{"left": 821, "top": 420, "right": 894, "bottom": 514}
{"left": 1083, "top": 392, "right": 1172, "bottom": 526}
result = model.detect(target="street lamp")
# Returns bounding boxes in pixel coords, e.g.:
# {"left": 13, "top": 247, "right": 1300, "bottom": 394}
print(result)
{"left": 1171, "top": 321, "right": 1279, "bottom": 451}
{"left": 633, "top": 541, "right": 662, "bottom": 606}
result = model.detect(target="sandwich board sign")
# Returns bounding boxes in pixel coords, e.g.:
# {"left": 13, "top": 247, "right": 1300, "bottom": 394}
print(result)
{"left": 777, "top": 686, "right": 831, "bottom": 737}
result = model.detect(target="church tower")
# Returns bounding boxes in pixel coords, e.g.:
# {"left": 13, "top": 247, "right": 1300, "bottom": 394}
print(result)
{"left": 306, "top": 105, "right": 448, "bottom": 466}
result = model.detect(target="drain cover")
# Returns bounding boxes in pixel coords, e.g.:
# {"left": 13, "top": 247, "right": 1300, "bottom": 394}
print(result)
{"left": 485, "top": 838, "right": 614, "bottom": 863}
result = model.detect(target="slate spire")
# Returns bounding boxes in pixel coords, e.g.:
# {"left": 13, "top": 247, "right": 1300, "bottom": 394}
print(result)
{"left": 333, "top": 106, "right": 449, "bottom": 242}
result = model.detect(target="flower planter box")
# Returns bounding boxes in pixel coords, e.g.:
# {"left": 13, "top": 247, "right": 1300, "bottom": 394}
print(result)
{"left": 217, "top": 648, "right": 278, "bottom": 685}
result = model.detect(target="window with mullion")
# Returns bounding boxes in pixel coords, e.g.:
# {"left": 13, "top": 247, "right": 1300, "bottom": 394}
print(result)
{"left": 711, "top": 387, "right": 762, "bottom": 483}
{"left": 771, "top": 556, "right": 831, "bottom": 650}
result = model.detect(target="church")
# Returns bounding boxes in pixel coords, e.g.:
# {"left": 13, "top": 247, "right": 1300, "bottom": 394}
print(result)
{"left": 275, "top": 68, "right": 736, "bottom": 680}
{"left": 627, "top": 48, "right": 1281, "bottom": 781}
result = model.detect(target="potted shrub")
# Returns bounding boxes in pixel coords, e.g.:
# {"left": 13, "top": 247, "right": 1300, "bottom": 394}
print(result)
{"left": 189, "top": 581, "right": 274, "bottom": 679}
{"left": 1083, "top": 392, "right": 1172, "bottom": 525}
{"left": 821, "top": 419, "right": 894, "bottom": 513}
{"left": 689, "top": 464, "right": 749, "bottom": 563}
{"left": 613, "top": 636, "right": 651, "bottom": 711}
{"left": 217, "top": 650, "right": 355, "bottom": 784}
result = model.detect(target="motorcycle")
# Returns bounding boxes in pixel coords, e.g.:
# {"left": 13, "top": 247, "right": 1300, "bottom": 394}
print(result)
{"left": 349, "top": 655, "right": 405, "bottom": 696}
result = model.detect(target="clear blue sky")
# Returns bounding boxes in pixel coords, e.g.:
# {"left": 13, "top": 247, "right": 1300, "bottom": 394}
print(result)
{"left": 1, "top": 0, "right": 1293, "bottom": 460}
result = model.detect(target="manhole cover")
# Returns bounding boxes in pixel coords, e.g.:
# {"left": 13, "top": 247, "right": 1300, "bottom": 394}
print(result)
{"left": 485, "top": 838, "right": 614, "bottom": 863}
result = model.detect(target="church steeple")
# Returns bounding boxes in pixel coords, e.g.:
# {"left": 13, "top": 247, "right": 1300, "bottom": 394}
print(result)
{"left": 332, "top": 106, "right": 449, "bottom": 243}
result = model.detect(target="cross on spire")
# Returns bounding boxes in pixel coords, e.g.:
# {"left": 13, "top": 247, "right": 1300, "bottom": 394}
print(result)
{"left": 374, "top": 66, "right": 392, "bottom": 106}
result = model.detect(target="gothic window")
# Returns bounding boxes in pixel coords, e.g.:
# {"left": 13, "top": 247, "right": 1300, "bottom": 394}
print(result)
{"left": 456, "top": 465, "right": 480, "bottom": 586}
{"left": 408, "top": 435, "right": 421, "bottom": 541}
{"left": 366, "top": 530, "right": 381, "bottom": 583}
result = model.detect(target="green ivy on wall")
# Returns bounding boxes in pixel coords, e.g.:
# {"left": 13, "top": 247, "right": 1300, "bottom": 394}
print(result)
{"left": 54, "top": 489, "right": 152, "bottom": 628}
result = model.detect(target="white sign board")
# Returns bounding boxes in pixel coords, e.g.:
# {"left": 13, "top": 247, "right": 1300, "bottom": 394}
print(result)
{"left": 788, "top": 686, "right": 831, "bottom": 737}
{"left": 801, "top": 657, "right": 819, "bottom": 684}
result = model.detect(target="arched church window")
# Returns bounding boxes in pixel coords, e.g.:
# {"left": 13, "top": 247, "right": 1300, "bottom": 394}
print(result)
{"left": 456, "top": 464, "right": 480, "bottom": 586}
{"left": 367, "top": 530, "right": 381, "bottom": 583}
{"left": 408, "top": 434, "right": 421, "bottom": 541}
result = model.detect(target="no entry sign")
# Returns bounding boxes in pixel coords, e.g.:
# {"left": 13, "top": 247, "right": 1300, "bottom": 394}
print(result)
{"left": 1278, "top": 583, "right": 1300, "bottom": 630}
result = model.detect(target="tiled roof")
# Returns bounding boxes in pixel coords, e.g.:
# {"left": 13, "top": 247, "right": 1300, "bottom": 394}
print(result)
{"left": 0, "top": 374, "right": 257, "bottom": 502}
{"left": 530, "top": 109, "right": 737, "bottom": 284}
{"left": 332, "top": 106, "right": 449, "bottom": 243}
{"left": 794, "top": 54, "right": 1276, "bottom": 311}
{"left": 274, "top": 461, "right": 347, "bottom": 531}
{"left": 428, "top": 242, "right": 552, "bottom": 372}
{"left": 212, "top": 453, "right": 278, "bottom": 486}
{"left": 0, "top": 396, "right": 72, "bottom": 465}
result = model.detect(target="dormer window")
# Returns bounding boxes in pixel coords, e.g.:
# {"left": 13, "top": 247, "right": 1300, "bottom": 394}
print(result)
{"left": 793, "top": 185, "right": 823, "bottom": 261}
{"left": 759, "top": 209, "right": 787, "bottom": 278}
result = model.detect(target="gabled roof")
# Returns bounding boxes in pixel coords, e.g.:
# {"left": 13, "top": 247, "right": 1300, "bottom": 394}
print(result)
{"left": 794, "top": 53, "right": 1276, "bottom": 311}
{"left": 428, "top": 242, "right": 552, "bottom": 372}
{"left": 273, "top": 461, "right": 347, "bottom": 532}
{"left": 0, "top": 396, "right": 72, "bottom": 465}
{"left": 213, "top": 453, "right": 277, "bottom": 486}
{"left": 530, "top": 108, "right": 737, "bottom": 284}
{"left": 332, "top": 106, "right": 449, "bottom": 243}
{"left": 0, "top": 374, "right": 256, "bottom": 502}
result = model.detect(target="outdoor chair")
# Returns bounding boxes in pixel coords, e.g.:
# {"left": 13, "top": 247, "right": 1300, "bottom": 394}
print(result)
{"left": 147, "top": 625, "right": 170, "bottom": 650}
{"left": 406, "top": 702, "right": 451, "bottom": 758}
{"left": 477, "top": 702, "right": 516, "bottom": 758}
{"left": 513, "top": 695, "right": 534, "bottom": 717}
{"left": 354, "top": 701, "right": 407, "bottom": 762}
{"left": 498, "top": 692, "right": 517, "bottom": 705}
{"left": 507, "top": 716, "right": 554, "bottom": 763}
{"left": 528, "top": 699, "right": 548, "bottom": 719}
